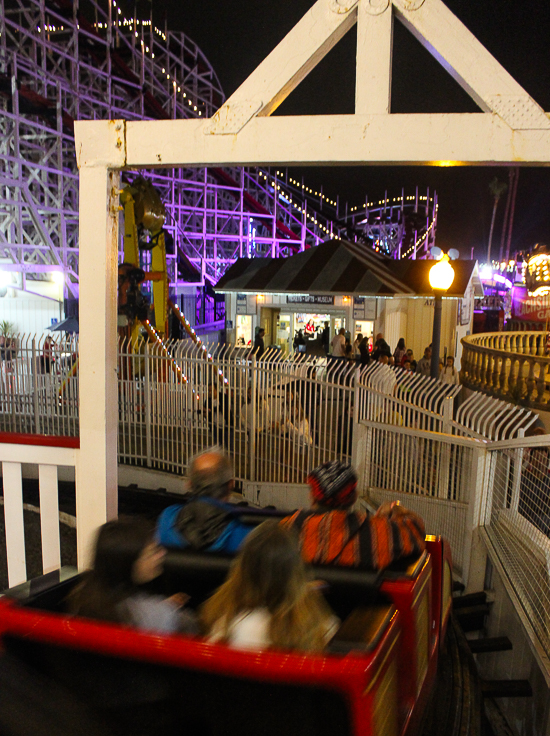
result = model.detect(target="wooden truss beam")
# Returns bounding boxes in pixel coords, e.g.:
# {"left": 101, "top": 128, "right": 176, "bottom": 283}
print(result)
{"left": 74, "top": 114, "right": 550, "bottom": 170}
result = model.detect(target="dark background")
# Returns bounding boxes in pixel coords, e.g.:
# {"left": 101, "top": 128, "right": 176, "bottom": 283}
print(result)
{"left": 136, "top": 0, "right": 550, "bottom": 261}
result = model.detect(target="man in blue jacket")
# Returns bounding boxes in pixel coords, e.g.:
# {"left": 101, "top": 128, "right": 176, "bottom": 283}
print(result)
{"left": 156, "top": 449, "right": 253, "bottom": 553}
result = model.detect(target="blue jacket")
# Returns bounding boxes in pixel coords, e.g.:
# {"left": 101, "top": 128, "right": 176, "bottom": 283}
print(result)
{"left": 156, "top": 499, "right": 253, "bottom": 553}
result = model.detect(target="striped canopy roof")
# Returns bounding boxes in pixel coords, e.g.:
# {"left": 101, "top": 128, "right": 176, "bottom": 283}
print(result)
{"left": 215, "top": 240, "right": 480, "bottom": 298}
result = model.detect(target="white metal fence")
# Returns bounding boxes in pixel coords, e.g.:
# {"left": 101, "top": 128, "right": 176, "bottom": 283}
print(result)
{"left": 2, "top": 335, "right": 534, "bottom": 483}
{"left": 0, "top": 334, "right": 79, "bottom": 437}
{"left": 352, "top": 364, "right": 538, "bottom": 577}
{"left": 3, "top": 333, "right": 550, "bottom": 665}
{"left": 0, "top": 435, "right": 79, "bottom": 588}
{"left": 356, "top": 421, "right": 482, "bottom": 574}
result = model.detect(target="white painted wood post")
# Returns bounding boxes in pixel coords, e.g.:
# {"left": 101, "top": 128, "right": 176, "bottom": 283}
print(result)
{"left": 75, "top": 164, "right": 120, "bottom": 570}
{"left": 3, "top": 461, "right": 26, "bottom": 587}
{"left": 38, "top": 463, "right": 61, "bottom": 574}
{"left": 355, "top": 0, "right": 393, "bottom": 115}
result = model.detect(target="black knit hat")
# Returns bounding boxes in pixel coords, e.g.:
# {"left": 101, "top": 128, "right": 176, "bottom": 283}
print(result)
{"left": 308, "top": 461, "right": 358, "bottom": 509}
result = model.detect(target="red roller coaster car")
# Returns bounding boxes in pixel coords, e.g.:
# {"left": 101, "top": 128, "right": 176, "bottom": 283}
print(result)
{"left": 0, "top": 536, "right": 453, "bottom": 736}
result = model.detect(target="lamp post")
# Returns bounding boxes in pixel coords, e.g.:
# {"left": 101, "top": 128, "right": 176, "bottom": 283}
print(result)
{"left": 429, "top": 255, "right": 455, "bottom": 379}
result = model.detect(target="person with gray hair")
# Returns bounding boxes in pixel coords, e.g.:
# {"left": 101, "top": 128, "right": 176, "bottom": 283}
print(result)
{"left": 156, "top": 449, "right": 254, "bottom": 552}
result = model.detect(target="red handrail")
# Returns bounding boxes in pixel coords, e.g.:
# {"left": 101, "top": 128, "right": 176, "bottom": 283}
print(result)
{"left": 0, "top": 432, "right": 80, "bottom": 449}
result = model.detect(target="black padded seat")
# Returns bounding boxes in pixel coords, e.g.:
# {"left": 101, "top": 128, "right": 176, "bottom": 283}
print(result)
{"left": 159, "top": 548, "right": 382, "bottom": 617}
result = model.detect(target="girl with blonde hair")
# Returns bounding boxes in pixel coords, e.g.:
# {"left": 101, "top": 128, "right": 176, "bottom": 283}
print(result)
{"left": 201, "top": 521, "right": 337, "bottom": 651}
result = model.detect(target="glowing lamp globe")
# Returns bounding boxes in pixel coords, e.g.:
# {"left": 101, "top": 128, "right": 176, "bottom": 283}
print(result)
{"left": 429, "top": 255, "right": 455, "bottom": 292}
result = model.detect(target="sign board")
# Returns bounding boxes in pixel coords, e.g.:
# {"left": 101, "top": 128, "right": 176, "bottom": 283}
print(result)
{"left": 353, "top": 297, "right": 376, "bottom": 320}
{"left": 236, "top": 293, "right": 256, "bottom": 315}
{"left": 286, "top": 295, "right": 334, "bottom": 305}
{"left": 460, "top": 285, "right": 473, "bottom": 326}
{"left": 511, "top": 286, "right": 550, "bottom": 322}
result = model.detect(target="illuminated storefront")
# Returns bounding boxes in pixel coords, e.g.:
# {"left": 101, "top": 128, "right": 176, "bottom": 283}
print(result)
{"left": 216, "top": 240, "right": 480, "bottom": 361}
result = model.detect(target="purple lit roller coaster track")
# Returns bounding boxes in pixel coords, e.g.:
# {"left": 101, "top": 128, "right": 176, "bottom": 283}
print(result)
{"left": 0, "top": 0, "right": 438, "bottom": 301}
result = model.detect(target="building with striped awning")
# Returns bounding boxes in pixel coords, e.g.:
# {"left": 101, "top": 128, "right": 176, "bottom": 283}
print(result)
{"left": 215, "top": 239, "right": 482, "bottom": 363}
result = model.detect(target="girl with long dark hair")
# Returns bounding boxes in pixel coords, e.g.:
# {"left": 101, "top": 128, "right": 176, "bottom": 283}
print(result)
{"left": 393, "top": 338, "right": 406, "bottom": 364}
{"left": 68, "top": 517, "right": 195, "bottom": 634}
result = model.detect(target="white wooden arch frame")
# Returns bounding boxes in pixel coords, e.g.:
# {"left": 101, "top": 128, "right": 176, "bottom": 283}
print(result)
{"left": 73, "top": 0, "right": 550, "bottom": 567}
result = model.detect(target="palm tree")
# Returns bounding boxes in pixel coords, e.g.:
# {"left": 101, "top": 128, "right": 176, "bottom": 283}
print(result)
{"left": 487, "top": 177, "right": 507, "bottom": 264}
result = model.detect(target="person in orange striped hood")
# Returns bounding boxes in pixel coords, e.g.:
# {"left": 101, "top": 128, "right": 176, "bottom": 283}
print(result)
{"left": 281, "top": 461, "right": 426, "bottom": 570}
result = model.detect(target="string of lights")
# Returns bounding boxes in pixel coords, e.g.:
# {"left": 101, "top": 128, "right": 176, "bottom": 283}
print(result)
{"left": 257, "top": 171, "right": 336, "bottom": 239}
{"left": 257, "top": 170, "right": 438, "bottom": 257}
{"left": 141, "top": 319, "right": 188, "bottom": 383}
{"left": 402, "top": 206, "right": 439, "bottom": 258}
{"left": 350, "top": 195, "right": 434, "bottom": 213}
{"left": 88, "top": 3, "right": 206, "bottom": 116}
{"left": 168, "top": 300, "right": 229, "bottom": 386}
{"left": 49, "top": 7, "right": 436, "bottom": 258}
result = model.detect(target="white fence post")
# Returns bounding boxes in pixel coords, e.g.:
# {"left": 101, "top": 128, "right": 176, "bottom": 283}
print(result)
{"left": 436, "top": 397, "right": 454, "bottom": 499}
{"left": 442, "top": 396, "right": 453, "bottom": 433}
{"left": 463, "top": 442, "right": 491, "bottom": 592}
{"left": 31, "top": 338, "right": 40, "bottom": 435}
{"left": 250, "top": 355, "right": 256, "bottom": 483}
{"left": 351, "top": 366, "right": 361, "bottom": 468}
{"left": 38, "top": 463, "right": 61, "bottom": 574}
{"left": 145, "top": 342, "right": 152, "bottom": 468}
{"left": 509, "top": 428, "right": 526, "bottom": 513}
{"left": 76, "top": 164, "right": 119, "bottom": 571}
{"left": 353, "top": 422, "right": 370, "bottom": 495}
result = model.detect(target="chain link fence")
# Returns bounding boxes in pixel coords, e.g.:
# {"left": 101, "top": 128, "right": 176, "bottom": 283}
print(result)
{"left": 485, "top": 437, "right": 550, "bottom": 659}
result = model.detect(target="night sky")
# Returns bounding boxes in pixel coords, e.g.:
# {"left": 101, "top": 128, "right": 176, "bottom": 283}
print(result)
{"left": 140, "top": 0, "right": 550, "bottom": 261}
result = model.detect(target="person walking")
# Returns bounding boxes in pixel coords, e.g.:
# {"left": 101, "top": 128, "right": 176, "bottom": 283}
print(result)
{"left": 353, "top": 333, "right": 363, "bottom": 358}
{"left": 359, "top": 336, "right": 371, "bottom": 366}
{"left": 372, "top": 334, "right": 391, "bottom": 362}
{"left": 330, "top": 327, "right": 346, "bottom": 358}
{"left": 321, "top": 321, "right": 330, "bottom": 355}
{"left": 254, "top": 328, "right": 265, "bottom": 358}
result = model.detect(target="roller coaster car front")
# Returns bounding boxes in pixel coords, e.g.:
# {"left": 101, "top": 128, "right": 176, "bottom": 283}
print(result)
{"left": 0, "top": 537, "right": 453, "bottom": 736}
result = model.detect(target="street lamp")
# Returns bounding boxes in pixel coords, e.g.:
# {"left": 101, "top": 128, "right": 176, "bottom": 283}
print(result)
{"left": 429, "top": 255, "right": 455, "bottom": 379}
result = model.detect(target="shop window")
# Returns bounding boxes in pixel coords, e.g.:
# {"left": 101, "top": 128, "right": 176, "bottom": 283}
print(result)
{"left": 236, "top": 315, "right": 252, "bottom": 347}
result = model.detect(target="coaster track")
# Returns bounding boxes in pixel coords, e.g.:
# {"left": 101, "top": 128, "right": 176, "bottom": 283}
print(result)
{"left": 0, "top": 0, "right": 438, "bottom": 299}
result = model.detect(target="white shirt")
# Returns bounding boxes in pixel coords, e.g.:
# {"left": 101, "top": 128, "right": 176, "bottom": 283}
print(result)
{"left": 210, "top": 608, "right": 271, "bottom": 650}
{"left": 440, "top": 365, "right": 459, "bottom": 385}
{"left": 210, "top": 607, "right": 339, "bottom": 651}
{"left": 123, "top": 593, "right": 183, "bottom": 634}
{"left": 331, "top": 334, "right": 346, "bottom": 357}
{"left": 240, "top": 398, "right": 271, "bottom": 433}
{"left": 284, "top": 416, "right": 313, "bottom": 447}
